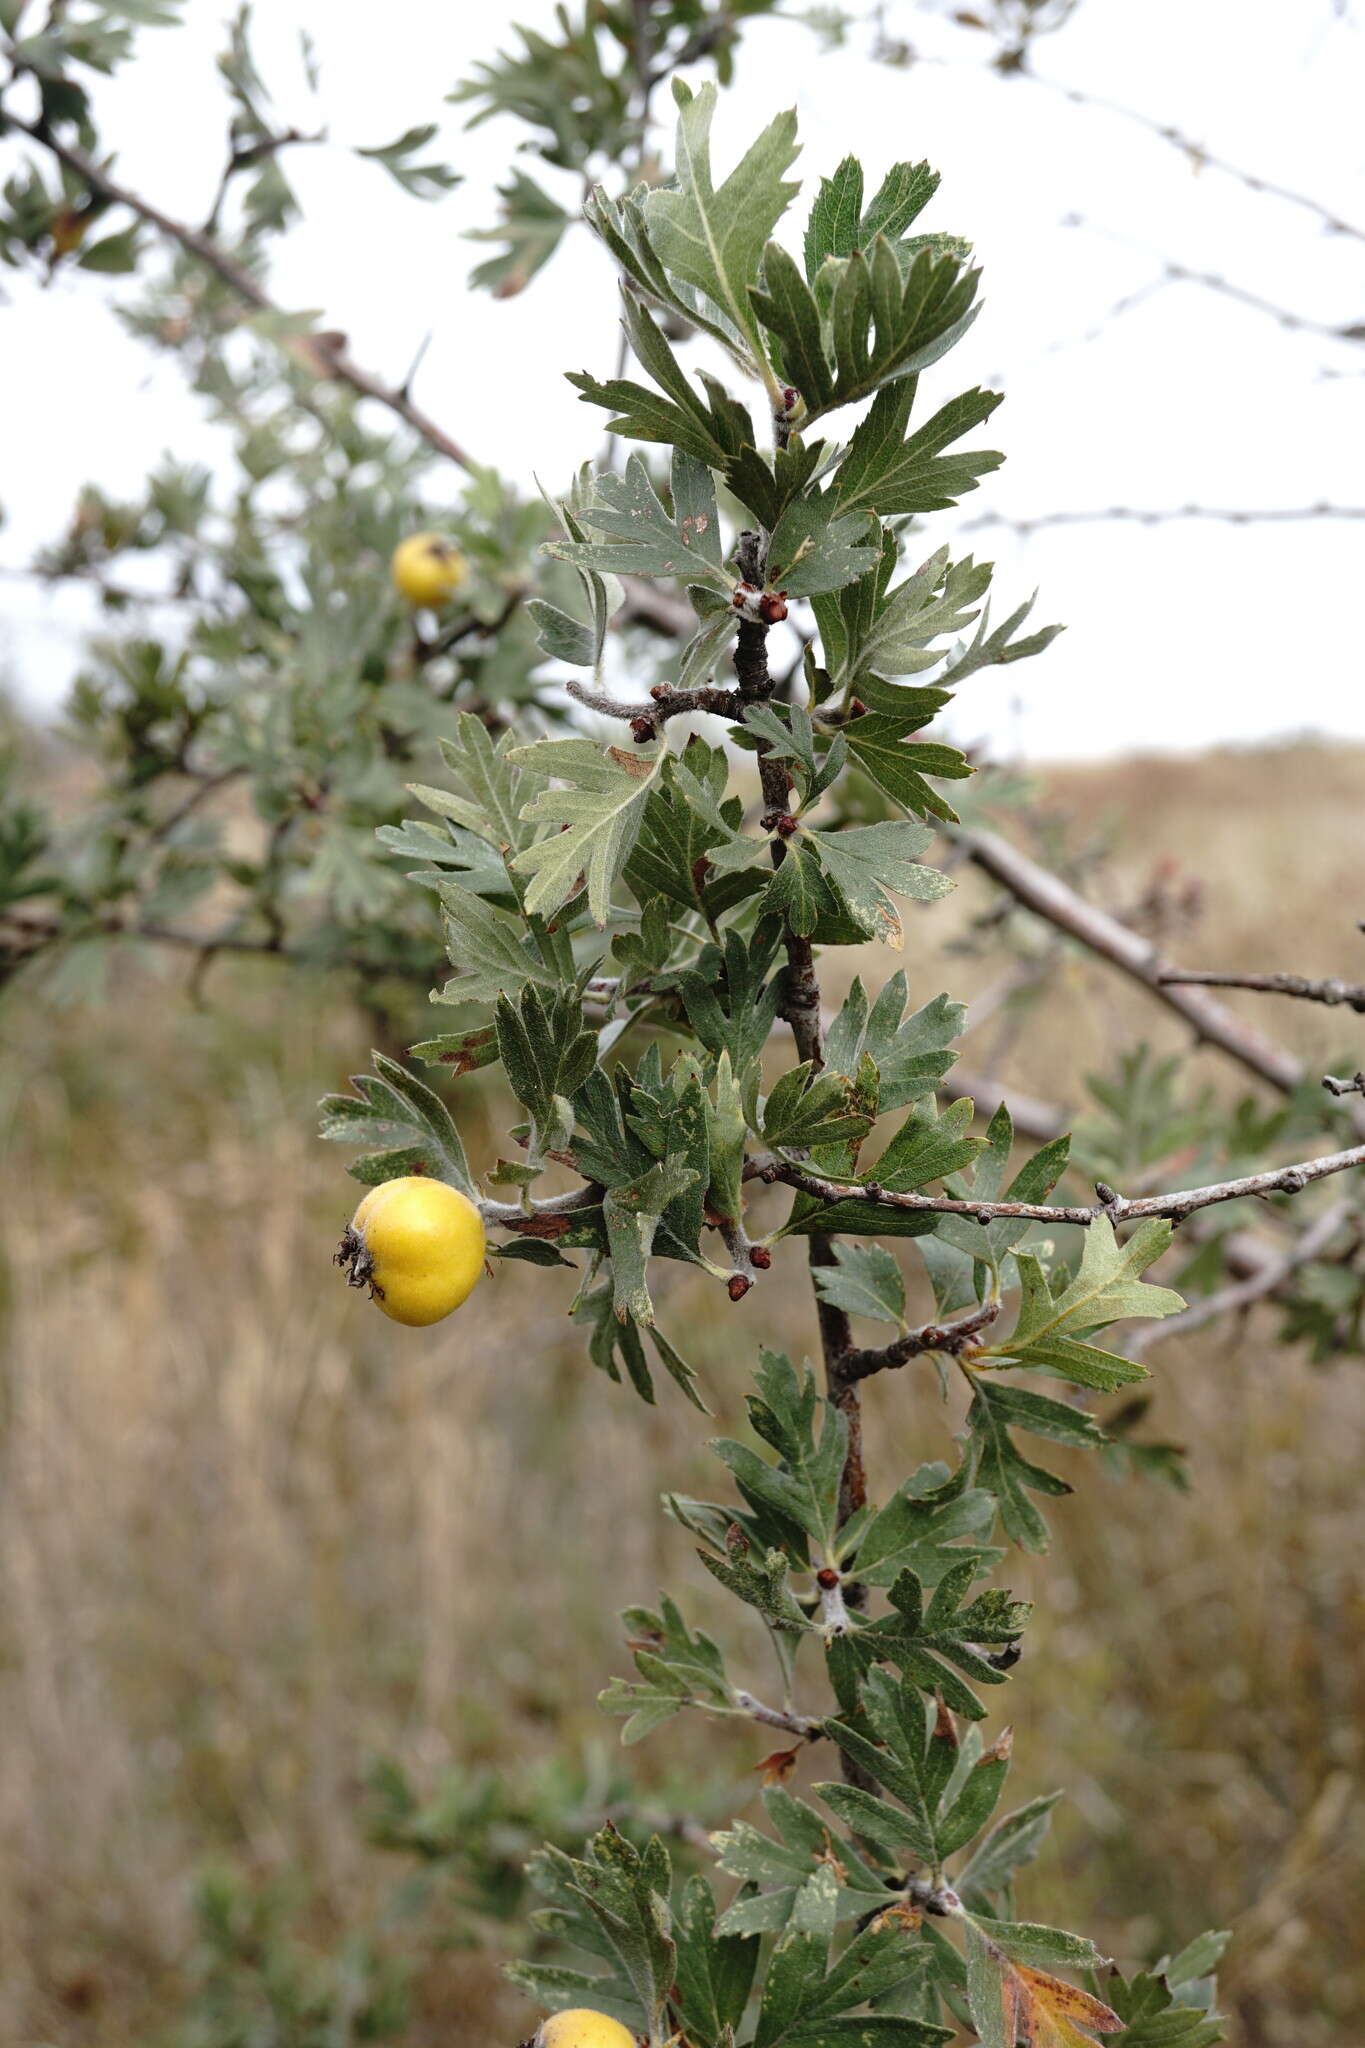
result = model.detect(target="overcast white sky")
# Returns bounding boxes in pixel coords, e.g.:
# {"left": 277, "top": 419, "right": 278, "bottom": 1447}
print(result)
{"left": 1, "top": 0, "right": 1362, "bottom": 759}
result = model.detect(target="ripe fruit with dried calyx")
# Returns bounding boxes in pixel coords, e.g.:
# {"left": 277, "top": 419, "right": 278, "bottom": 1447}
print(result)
{"left": 335, "top": 1175, "right": 485, "bottom": 1326}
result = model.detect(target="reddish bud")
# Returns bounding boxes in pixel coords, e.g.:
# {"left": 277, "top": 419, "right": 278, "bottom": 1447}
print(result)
{"left": 775, "top": 814, "right": 799, "bottom": 838}
{"left": 732, "top": 580, "right": 758, "bottom": 611}
{"left": 758, "top": 592, "right": 789, "bottom": 625}
{"left": 749, "top": 1244, "right": 772, "bottom": 1270}
{"left": 848, "top": 698, "right": 868, "bottom": 719}
{"left": 649, "top": 684, "right": 671, "bottom": 702}
{"left": 782, "top": 386, "right": 799, "bottom": 411}
{"left": 725, "top": 1520, "right": 749, "bottom": 1556}
{"left": 629, "top": 716, "right": 656, "bottom": 744}
{"left": 815, "top": 1567, "right": 841, "bottom": 1591}
{"left": 728, "top": 1273, "right": 753, "bottom": 1302}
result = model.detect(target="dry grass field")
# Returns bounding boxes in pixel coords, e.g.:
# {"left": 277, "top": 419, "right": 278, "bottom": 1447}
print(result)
{"left": 2, "top": 739, "right": 1362, "bottom": 2047}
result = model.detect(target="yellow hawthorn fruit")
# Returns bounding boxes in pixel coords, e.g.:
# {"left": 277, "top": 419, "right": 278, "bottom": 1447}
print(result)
{"left": 336, "top": 1175, "right": 485, "bottom": 1327}
{"left": 391, "top": 531, "right": 467, "bottom": 608}
{"left": 535, "top": 2012, "right": 638, "bottom": 2048}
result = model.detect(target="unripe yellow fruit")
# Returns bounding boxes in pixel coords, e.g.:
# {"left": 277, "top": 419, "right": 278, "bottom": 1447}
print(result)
{"left": 391, "top": 532, "right": 467, "bottom": 608}
{"left": 336, "top": 1176, "right": 485, "bottom": 1327}
{"left": 535, "top": 2011, "right": 638, "bottom": 2048}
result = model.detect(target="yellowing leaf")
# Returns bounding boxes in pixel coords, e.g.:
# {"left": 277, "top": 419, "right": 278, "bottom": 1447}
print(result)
{"left": 1011, "top": 1964, "right": 1125, "bottom": 2046}
{"left": 966, "top": 1919, "right": 1123, "bottom": 2048}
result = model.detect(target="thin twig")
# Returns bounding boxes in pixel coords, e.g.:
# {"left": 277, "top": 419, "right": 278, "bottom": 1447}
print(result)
{"left": 414, "top": 584, "right": 527, "bottom": 666}
{"left": 843, "top": 1300, "right": 1002, "bottom": 1382}
{"left": 959, "top": 501, "right": 1365, "bottom": 536}
{"left": 1124, "top": 1198, "right": 1355, "bottom": 1359}
{"left": 1058, "top": 214, "right": 1365, "bottom": 348}
{"left": 755, "top": 1142, "right": 1365, "bottom": 1227}
{"left": 942, "top": 1070, "right": 1349, "bottom": 1287}
{"left": 1027, "top": 69, "right": 1365, "bottom": 246}
{"left": 731, "top": 1691, "right": 824, "bottom": 1740}
{"left": 7, "top": 114, "right": 477, "bottom": 472}
{"left": 151, "top": 764, "right": 244, "bottom": 837}
{"left": 950, "top": 828, "right": 1365, "bottom": 1145}
{"left": 1159, "top": 966, "right": 1365, "bottom": 1013}
{"left": 203, "top": 125, "right": 325, "bottom": 236}
{"left": 565, "top": 675, "right": 741, "bottom": 731}
{"left": 0, "top": 907, "right": 438, "bottom": 984}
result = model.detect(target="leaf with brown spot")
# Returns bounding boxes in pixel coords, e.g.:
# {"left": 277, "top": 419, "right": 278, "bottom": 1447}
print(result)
{"left": 607, "top": 745, "right": 660, "bottom": 780}
{"left": 966, "top": 1921, "right": 1122, "bottom": 2048}
{"left": 1014, "top": 1964, "right": 1125, "bottom": 2045}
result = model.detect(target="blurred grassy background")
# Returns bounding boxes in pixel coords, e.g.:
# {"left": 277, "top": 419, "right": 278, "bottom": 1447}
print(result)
{"left": 2, "top": 739, "right": 1362, "bottom": 2048}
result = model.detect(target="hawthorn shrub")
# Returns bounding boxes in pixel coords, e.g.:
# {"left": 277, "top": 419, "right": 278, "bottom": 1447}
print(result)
{"left": 5, "top": 5, "right": 1363, "bottom": 2046}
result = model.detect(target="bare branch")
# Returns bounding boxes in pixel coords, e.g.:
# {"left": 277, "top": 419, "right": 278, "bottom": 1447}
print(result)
{"left": 950, "top": 826, "right": 1342, "bottom": 1109}
{"left": 8, "top": 115, "right": 477, "bottom": 473}
{"left": 1058, "top": 214, "right": 1365, "bottom": 348}
{"left": 1124, "top": 1198, "right": 1355, "bottom": 1359}
{"left": 959, "top": 501, "right": 1365, "bottom": 536}
{"left": 0, "top": 907, "right": 439, "bottom": 986}
{"left": 755, "top": 1141, "right": 1365, "bottom": 1227}
{"left": 946, "top": 1069, "right": 1344, "bottom": 1295}
{"left": 565, "top": 675, "right": 742, "bottom": 734}
{"left": 1324, "top": 1071, "right": 1365, "bottom": 1098}
{"left": 843, "top": 1300, "right": 1002, "bottom": 1382}
{"left": 1159, "top": 966, "right": 1365, "bottom": 1013}
{"left": 1027, "top": 69, "right": 1365, "bottom": 246}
